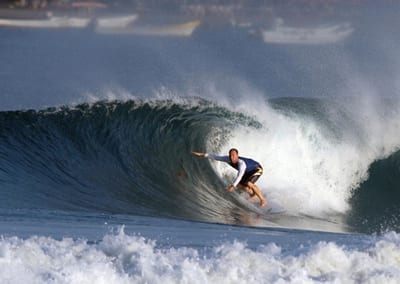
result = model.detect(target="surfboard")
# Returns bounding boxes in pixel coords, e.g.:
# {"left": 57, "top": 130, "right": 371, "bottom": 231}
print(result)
{"left": 256, "top": 200, "right": 286, "bottom": 214}
{"left": 235, "top": 192, "right": 285, "bottom": 215}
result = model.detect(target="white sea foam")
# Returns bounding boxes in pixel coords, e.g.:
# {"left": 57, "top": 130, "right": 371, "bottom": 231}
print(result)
{"left": 0, "top": 228, "right": 400, "bottom": 284}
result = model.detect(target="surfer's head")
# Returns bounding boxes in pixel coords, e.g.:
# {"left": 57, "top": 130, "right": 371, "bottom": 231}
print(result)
{"left": 229, "top": 148, "right": 239, "bottom": 164}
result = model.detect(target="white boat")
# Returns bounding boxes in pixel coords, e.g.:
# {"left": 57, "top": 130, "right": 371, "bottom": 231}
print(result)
{"left": 262, "top": 22, "right": 354, "bottom": 45}
{"left": 128, "top": 20, "right": 201, "bottom": 37}
{"left": 95, "top": 14, "right": 137, "bottom": 30}
{"left": 0, "top": 16, "right": 90, "bottom": 28}
{"left": 96, "top": 19, "right": 201, "bottom": 37}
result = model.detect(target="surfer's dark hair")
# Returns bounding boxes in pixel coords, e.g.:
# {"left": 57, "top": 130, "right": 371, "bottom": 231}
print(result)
{"left": 229, "top": 148, "right": 238, "bottom": 155}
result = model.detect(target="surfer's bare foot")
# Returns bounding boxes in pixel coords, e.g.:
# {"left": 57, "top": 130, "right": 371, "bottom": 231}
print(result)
{"left": 259, "top": 199, "right": 267, "bottom": 207}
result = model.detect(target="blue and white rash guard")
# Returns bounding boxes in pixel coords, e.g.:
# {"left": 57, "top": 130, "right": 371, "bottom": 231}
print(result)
{"left": 205, "top": 153, "right": 261, "bottom": 187}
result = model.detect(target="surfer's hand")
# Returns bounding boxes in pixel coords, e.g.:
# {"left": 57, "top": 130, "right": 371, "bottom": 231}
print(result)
{"left": 226, "top": 185, "right": 235, "bottom": 192}
{"left": 192, "top": 151, "right": 205, "bottom": 157}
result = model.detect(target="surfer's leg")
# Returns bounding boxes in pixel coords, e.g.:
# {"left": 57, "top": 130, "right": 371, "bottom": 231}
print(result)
{"left": 246, "top": 188, "right": 258, "bottom": 201}
{"left": 247, "top": 182, "right": 267, "bottom": 207}
{"left": 237, "top": 184, "right": 256, "bottom": 197}
{"left": 237, "top": 184, "right": 250, "bottom": 193}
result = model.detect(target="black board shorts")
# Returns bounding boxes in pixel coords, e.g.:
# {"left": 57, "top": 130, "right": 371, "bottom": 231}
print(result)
{"left": 239, "top": 166, "right": 263, "bottom": 186}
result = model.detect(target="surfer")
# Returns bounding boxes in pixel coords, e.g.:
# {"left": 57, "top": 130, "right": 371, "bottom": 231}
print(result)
{"left": 192, "top": 148, "right": 267, "bottom": 207}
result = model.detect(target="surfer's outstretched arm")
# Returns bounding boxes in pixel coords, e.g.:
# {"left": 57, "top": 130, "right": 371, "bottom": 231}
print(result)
{"left": 192, "top": 152, "right": 230, "bottom": 162}
{"left": 192, "top": 151, "right": 206, "bottom": 157}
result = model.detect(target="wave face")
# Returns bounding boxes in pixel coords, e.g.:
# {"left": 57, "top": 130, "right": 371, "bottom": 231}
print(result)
{"left": 1, "top": 97, "right": 400, "bottom": 233}
{"left": 0, "top": 99, "right": 262, "bottom": 222}
{"left": 348, "top": 151, "right": 400, "bottom": 232}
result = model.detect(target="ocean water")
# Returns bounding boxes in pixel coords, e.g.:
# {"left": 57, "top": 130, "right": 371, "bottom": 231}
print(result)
{"left": 1, "top": 2, "right": 400, "bottom": 283}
